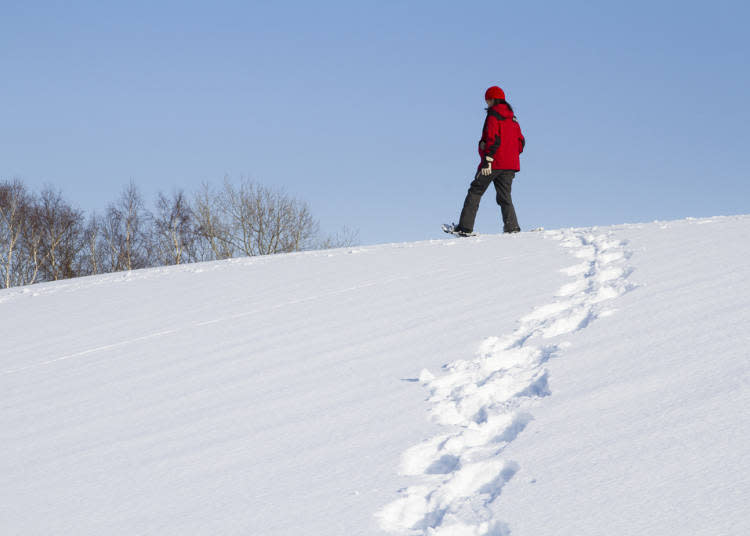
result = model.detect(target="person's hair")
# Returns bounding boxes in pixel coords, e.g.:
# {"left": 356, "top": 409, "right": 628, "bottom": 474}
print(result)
{"left": 486, "top": 99, "right": 514, "bottom": 113}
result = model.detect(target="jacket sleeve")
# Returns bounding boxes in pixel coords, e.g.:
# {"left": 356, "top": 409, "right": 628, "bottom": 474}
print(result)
{"left": 481, "top": 114, "right": 501, "bottom": 160}
{"left": 516, "top": 120, "right": 525, "bottom": 154}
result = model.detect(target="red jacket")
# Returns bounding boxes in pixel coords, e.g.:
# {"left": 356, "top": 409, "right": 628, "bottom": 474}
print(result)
{"left": 478, "top": 101, "right": 525, "bottom": 172}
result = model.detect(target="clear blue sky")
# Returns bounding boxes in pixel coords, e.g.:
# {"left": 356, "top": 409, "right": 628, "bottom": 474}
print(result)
{"left": 2, "top": 1, "right": 748, "bottom": 244}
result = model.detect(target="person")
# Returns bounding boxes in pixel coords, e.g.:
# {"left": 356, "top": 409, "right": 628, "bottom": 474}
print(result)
{"left": 453, "top": 86, "right": 525, "bottom": 235}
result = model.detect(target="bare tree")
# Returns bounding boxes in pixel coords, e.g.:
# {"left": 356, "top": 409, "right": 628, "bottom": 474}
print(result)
{"left": 76, "top": 212, "right": 105, "bottom": 276}
{"left": 217, "top": 178, "right": 259, "bottom": 256}
{"left": 153, "top": 189, "right": 197, "bottom": 265}
{"left": 0, "top": 180, "right": 25, "bottom": 288}
{"left": 2, "top": 176, "right": 359, "bottom": 288}
{"left": 101, "top": 182, "right": 153, "bottom": 271}
{"left": 317, "top": 226, "right": 360, "bottom": 250}
{"left": 18, "top": 212, "right": 44, "bottom": 286}
{"left": 216, "top": 178, "right": 321, "bottom": 257}
{"left": 34, "top": 187, "right": 85, "bottom": 281}
{"left": 100, "top": 207, "right": 123, "bottom": 272}
{"left": 192, "top": 181, "right": 234, "bottom": 260}
{"left": 0, "top": 180, "right": 44, "bottom": 288}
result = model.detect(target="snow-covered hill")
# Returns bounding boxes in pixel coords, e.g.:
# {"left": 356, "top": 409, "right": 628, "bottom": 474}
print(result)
{"left": 2, "top": 216, "right": 749, "bottom": 535}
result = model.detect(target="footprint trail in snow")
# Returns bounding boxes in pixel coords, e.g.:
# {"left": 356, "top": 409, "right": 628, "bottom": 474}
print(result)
{"left": 377, "top": 228, "right": 636, "bottom": 535}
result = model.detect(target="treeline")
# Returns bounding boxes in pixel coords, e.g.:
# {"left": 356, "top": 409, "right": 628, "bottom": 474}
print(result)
{"left": 0, "top": 178, "right": 357, "bottom": 289}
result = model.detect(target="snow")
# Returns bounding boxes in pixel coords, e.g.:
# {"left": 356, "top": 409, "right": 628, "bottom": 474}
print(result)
{"left": 2, "top": 216, "right": 749, "bottom": 535}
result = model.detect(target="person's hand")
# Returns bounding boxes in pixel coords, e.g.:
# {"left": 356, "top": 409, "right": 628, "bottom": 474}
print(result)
{"left": 480, "top": 156, "right": 493, "bottom": 176}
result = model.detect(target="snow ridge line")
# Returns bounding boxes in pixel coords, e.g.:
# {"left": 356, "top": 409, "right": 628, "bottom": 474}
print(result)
{"left": 377, "top": 228, "right": 636, "bottom": 535}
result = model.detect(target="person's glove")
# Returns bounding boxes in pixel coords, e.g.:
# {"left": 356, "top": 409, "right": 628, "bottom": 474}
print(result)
{"left": 480, "top": 156, "right": 493, "bottom": 176}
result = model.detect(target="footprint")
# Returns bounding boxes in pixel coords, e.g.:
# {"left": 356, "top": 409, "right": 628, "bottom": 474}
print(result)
{"left": 378, "top": 228, "right": 636, "bottom": 534}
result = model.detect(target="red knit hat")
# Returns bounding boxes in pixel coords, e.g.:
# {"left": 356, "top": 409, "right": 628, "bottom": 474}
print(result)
{"left": 485, "top": 86, "right": 505, "bottom": 101}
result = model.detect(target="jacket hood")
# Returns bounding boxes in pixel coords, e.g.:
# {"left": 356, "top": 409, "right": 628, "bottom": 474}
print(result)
{"left": 488, "top": 101, "right": 514, "bottom": 119}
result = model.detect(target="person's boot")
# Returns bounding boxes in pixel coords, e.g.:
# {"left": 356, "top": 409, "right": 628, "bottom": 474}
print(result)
{"left": 443, "top": 223, "right": 475, "bottom": 237}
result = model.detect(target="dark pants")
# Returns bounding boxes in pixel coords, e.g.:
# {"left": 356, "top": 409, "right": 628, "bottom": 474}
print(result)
{"left": 458, "top": 170, "right": 520, "bottom": 233}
